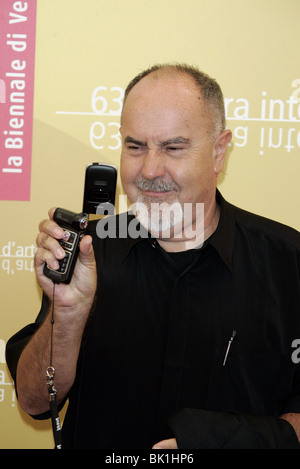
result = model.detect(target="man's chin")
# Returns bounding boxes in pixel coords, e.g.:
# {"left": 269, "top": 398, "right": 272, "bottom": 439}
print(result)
{"left": 130, "top": 197, "right": 185, "bottom": 239}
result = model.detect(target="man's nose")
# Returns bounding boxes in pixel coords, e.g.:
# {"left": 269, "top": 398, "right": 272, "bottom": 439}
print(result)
{"left": 141, "top": 150, "right": 165, "bottom": 180}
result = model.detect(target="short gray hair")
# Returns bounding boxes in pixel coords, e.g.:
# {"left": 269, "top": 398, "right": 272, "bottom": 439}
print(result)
{"left": 122, "top": 63, "right": 226, "bottom": 140}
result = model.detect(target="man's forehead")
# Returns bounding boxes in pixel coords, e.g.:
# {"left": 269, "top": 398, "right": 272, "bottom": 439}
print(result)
{"left": 125, "top": 71, "right": 202, "bottom": 103}
{"left": 120, "top": 72, "right": 210, "bottom": 134}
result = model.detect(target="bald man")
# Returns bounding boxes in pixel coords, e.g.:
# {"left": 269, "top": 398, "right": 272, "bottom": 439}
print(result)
{"left": 6, "top": 64, "right": 300, "bottom": 449}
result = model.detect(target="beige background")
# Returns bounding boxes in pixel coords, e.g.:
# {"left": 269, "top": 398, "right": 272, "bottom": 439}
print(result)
{"left": 1, "top": 0, "right": 299, "bottom": 449}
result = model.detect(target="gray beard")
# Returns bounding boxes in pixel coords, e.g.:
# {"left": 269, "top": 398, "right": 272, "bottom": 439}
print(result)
{"left": 132, "top": 195, "right": 184, "bottom": 236}
{"left": 131, "top": 177, "right": 183, "bottom": 236}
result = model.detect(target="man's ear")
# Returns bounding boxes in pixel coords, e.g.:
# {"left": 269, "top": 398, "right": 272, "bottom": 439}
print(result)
{"left": 213, "top": 129, "right": 232, "bottom": 175}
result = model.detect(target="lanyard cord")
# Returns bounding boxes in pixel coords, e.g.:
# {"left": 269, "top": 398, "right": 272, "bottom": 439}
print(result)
{"left": 46, "top": 282, "right": 62, "bottom": 449}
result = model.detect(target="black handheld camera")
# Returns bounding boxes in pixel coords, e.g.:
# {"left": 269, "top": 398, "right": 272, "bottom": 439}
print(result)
{"left": 43, "top": 163, "right": 117, "bottom": 284}
{"left": 43, "top": 208, "right": 88, "bottom": 284}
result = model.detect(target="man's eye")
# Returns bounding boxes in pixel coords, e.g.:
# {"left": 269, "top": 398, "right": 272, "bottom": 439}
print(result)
{"left": 167, "top": 146, "right": 182, "bottom": 151}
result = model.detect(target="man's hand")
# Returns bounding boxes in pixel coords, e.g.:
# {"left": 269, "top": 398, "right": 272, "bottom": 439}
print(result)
{"left": 35, "top": 207, "right": 97, "bottom": 311}
{"left": 152, "top": 438, "right": 178, "bottom": 449}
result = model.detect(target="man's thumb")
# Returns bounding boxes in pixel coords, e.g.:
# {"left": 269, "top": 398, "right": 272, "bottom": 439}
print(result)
{"left": 79, "top": 235, "right": 95, "bottom": 263}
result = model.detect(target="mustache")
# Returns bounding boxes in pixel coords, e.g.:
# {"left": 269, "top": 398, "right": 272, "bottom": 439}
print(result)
{"left": 136, "top": 177, "right": 178, "bottom": 192}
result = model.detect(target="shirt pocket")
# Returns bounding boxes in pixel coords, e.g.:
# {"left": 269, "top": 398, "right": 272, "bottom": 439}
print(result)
{"left": 207, "top": 337, "right": 294, "bottom": 416}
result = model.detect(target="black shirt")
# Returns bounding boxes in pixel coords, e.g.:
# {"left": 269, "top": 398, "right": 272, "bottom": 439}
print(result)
{"left": 6, "top": 191, "right": 300, "bottom": 448}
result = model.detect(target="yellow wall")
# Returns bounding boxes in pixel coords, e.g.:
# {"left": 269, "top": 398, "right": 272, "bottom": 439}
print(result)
{"left": 1, "top": 0, "right": 299, "bottom": 448}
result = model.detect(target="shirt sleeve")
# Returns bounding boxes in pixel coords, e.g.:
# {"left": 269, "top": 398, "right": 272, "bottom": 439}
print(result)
{"left": 167, "top": 407, "right": 300, "bottom": 449}
{"left": 5, "top": 293, "right": 50, "bottom": 384}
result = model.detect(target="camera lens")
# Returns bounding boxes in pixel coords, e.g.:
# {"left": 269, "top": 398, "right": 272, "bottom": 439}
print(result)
{"left": 79, "top": 216, "right": 88, "bottom": 230}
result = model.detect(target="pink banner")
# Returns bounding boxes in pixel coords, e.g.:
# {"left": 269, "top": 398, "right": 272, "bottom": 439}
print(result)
{"left": 0, "top": 0, "right": 37, "bottom": 200}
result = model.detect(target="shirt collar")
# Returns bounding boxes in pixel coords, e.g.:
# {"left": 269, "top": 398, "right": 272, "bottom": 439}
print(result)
{"left": 120, "top": 211, "right": 152, "bottom": 262}
{"left": 208, "top": 189, "right": 235, "bottom": 272}
{"left": 121, "top": 189, "right": 236, "bottom": 271}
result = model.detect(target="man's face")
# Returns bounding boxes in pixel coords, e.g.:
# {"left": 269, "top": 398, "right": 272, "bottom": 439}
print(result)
{"left": 120, "top": 73, "right": 229, "bottom": 237}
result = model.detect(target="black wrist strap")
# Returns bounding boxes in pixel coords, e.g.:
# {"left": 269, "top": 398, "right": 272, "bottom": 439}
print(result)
{"left": 46, "top": 283, "right": 62, "bottom": 449}
{"left": 49, "top": 388, "right": 62, "bottom": 449}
